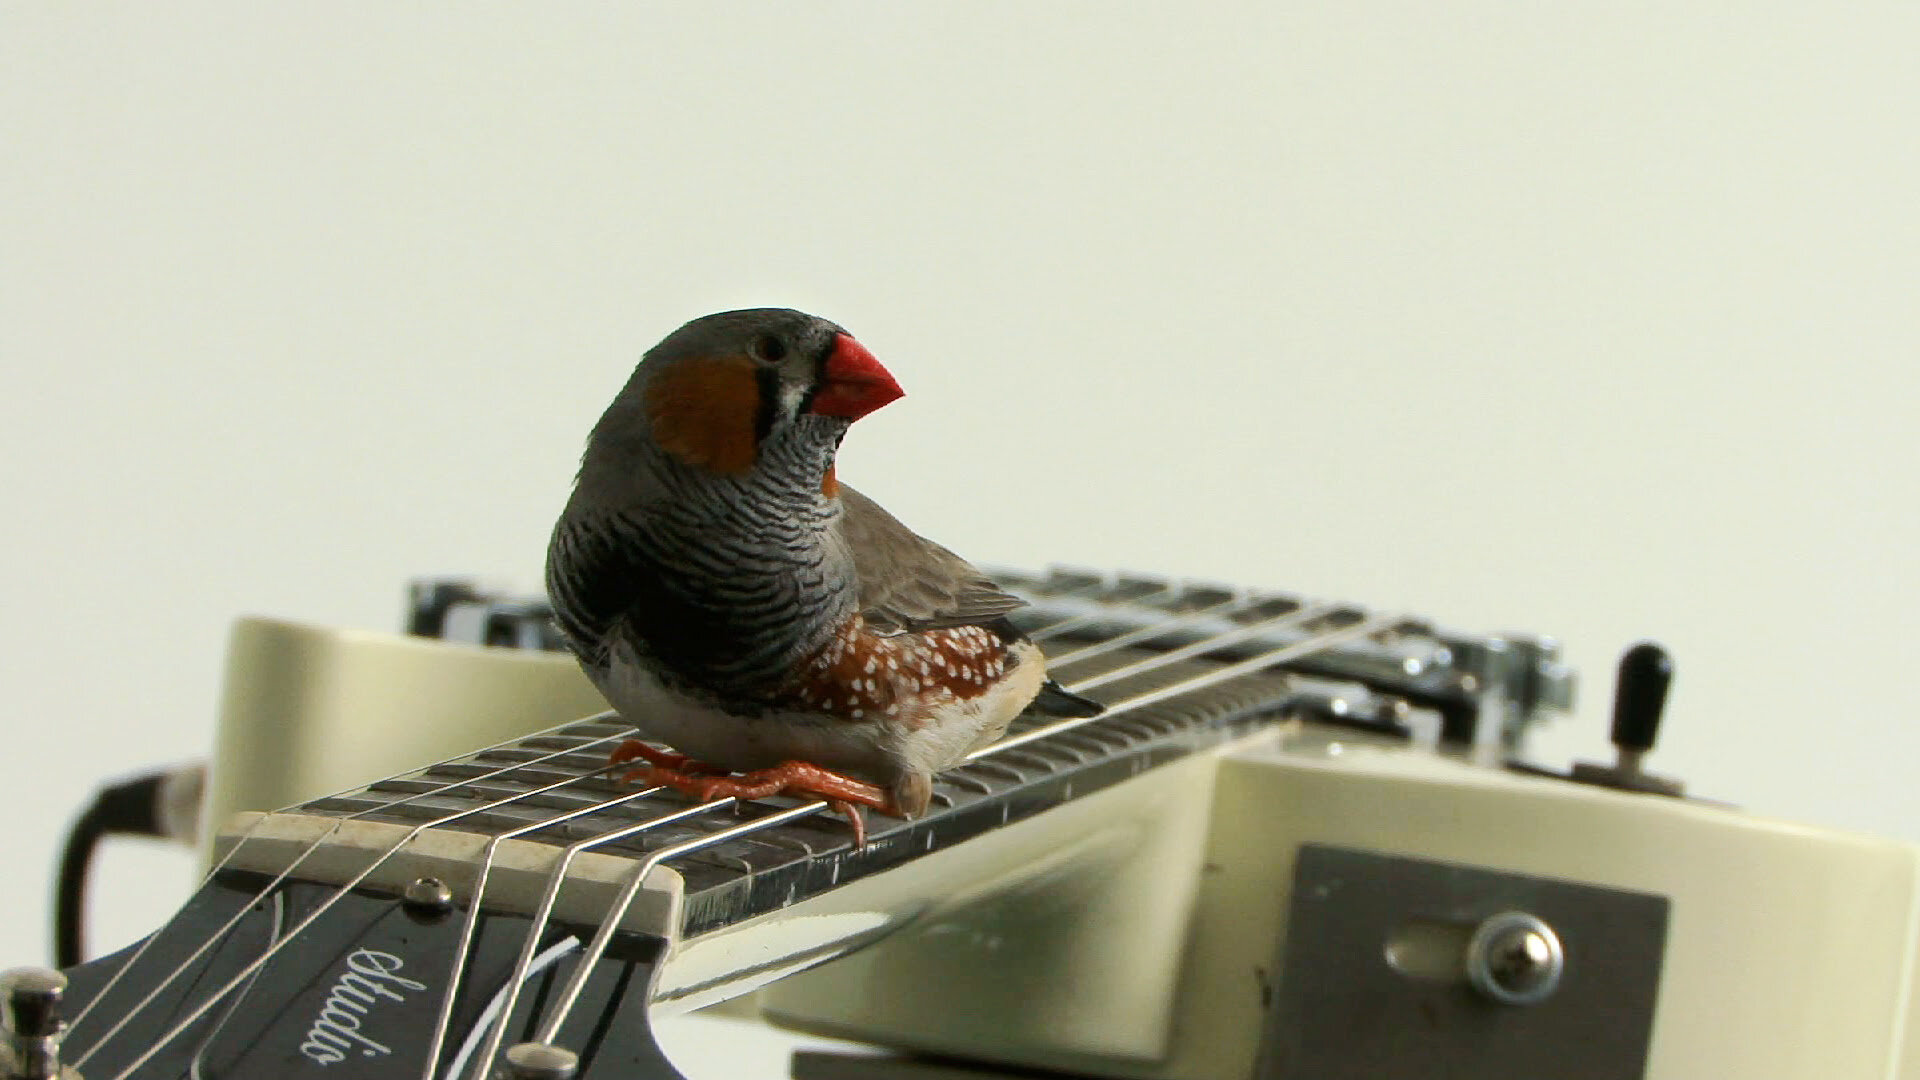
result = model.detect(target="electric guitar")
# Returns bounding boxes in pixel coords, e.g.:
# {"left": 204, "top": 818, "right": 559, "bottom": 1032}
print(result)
{"left": 18, "top": 571, "right": 1916, "bottom": 1080}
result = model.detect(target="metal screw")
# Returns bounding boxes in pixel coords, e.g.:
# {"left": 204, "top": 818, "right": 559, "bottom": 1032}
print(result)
{"left": 1465, "top": 911, "right": 1564, "bottom": 1005}
{"left": 497, "top": 1042, "right": 578, "bottom": 1079}
{"left": 403, "top": 876, "right": 454, "bottom": 916}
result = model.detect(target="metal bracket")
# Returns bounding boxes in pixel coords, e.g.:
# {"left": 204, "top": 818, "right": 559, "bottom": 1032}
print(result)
{"left": 1258, "top": 844, "right": 1669, "bottom": 1079}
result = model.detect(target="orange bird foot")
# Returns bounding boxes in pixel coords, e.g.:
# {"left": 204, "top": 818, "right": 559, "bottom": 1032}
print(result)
{"left": 607, "top": 742, "right": 896, "bottom": 848}
{"left": 608, "top": 739, "right": 729, "bottom": 783}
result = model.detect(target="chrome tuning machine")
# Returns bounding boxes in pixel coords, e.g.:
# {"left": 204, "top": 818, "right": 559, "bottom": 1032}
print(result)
{"left": 0, "top": 967, "right": 76, "bottom": 1080}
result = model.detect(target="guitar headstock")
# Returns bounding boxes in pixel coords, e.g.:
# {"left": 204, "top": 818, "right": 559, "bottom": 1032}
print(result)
{"left": 54, "top": 867, "right": 683, "bottom": 1078}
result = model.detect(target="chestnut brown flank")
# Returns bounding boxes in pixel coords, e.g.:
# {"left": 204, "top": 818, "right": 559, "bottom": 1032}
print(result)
{"left": 785, "top": 616, "right": 1010, "bottom": 725}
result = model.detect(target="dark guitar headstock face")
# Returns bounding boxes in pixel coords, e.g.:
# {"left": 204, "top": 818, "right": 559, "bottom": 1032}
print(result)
{"left": 61, "top": 871, "right": 684, "bottom": 1080}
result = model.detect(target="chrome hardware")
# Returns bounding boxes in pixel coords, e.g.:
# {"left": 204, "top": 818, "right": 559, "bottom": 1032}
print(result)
{"left": 1444, "top": 632, "right": 1574, "bottom": 752}
{"left": 496, "top": 1041, "right": 578, "bottom": 1079}
{"left": 1465, "top": 912, "right": 1565, "bottom": 1005}
{"left": 1263, "top": 845, "right": 1666, "bottom": 1079}
{"left": 996, "top": 570, "right": 1578, "bottom": 749}
{"left": 1, "top": 968, "right": 73, "bottom": 1080}
{"left": 403, "top": 875, "right": 454, "bottom": 916}
{"left": 1286, "top": 684, "right": 1425, "bottom": 738}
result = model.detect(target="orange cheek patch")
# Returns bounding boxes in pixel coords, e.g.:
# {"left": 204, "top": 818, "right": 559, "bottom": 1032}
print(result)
{"left": 821, "top": 464, "right": 839, "bottom": 498}
{"left": 645, "top": 358, "right": 760, "bottom": 474}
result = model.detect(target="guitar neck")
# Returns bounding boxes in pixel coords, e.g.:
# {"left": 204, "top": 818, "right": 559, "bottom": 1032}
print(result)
{"left": 52, "top": 570, "right": 1574, "bottom": 1079}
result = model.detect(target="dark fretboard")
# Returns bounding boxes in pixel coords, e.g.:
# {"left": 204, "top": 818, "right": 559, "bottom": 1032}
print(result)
{"left": 297, "top": 647, "right": 1290, "bottom": 937}
{"left": 282, "top": 568, "right": 1570, "bottom": 939}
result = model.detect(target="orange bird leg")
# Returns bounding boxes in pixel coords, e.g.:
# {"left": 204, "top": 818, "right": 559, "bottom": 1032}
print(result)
{"left": 618, "top": 756, "right": 898, "bottom": 849}
{"left": 608, "top": 739, "right": 728, "bottom": 785}
{"left": 705, "top": 762, "right": 897, "bottom": 849}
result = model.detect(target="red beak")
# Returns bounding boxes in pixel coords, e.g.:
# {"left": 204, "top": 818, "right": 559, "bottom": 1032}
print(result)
{"left": 809, "top": 333, "right": 904, "bottom": 420}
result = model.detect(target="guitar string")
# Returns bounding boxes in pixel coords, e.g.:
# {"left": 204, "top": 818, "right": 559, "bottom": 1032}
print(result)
{"left": 456, "top": 796, "right": 781, "bottom": 1079}
{"left": 100, "top": 593, "right": 1401, "bottom": 1076}
{"left": 69, "top": 728, "right": 632, "bottom": 1066}
{"left": 333, "top": 606, "right": 1400, "bottom": 1076}
{"left": 64, "top": 821, "right": 282, "bottom": 1041}
{"left": 975, "top": 604, "right": 1370, "bottom": 759}
{"left": 453, "top": 597, "right": 1352, "bottom": 1070}
{"left": 522, "top": 796, "right": 850, "bottom": 1059}
{"left": 444, "top": 591, "right": 1284, "bottom": 1071}
{"left": 513, "top": 609, "right": 1407, "bottom": 1059}
{"left": 998, "top": 573, "right": 1129, "bottom": 634}
{"left": 524, "top": 610, "right": 1406, "bottom": 1051}
{"left": 89, "top": 747, "right": 652, "bottom": 1080}
{"left": 444, "top": 936, "right": 581, "bottom": 1080}
{"left": 1039, "top": 601, "right": 1344, "bottom": 694}
{"left": 187, "top": 890, "right": 284, "bottom": 1080}
{"left": 1020, "top": 579, "right": 1182, "bottom": 641}
{"left": 64, "top": 718, "right": 627, "bottom": 1040}
{"left": 1042, "top": 592, "right": 1280, "bottom": 665}
{"left": 416, "top": 777, "right": 695, "bottom": 1080}
{"left": 68, "top": 574, "right": 1197, "bottom": 1045}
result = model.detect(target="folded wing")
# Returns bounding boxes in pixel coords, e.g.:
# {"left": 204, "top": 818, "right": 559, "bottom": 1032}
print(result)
{"left": 836, "top": 485, "right": 1027, "bottom": 635}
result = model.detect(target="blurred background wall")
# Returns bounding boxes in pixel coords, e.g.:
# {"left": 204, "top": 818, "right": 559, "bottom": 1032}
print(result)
{"left": 3, "top": 4, "right": 1915, "bottom": 1073}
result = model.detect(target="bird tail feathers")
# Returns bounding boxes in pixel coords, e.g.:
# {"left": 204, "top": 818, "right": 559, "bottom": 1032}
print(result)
{"left": 1032, "top": 679, "right": 1105, "bottom": 718}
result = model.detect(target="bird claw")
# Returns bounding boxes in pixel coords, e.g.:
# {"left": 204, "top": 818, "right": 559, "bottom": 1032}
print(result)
{"left": 825, "top": 800, "right": 866, "bottom": 849}
{"left": 608, "top": 739, "right": 728, "bottom": 786}
{"left": 607, "top": 743, "right": 895, "bottom": 849}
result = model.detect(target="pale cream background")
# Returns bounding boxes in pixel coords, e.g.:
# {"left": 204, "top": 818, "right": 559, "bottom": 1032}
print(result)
{"left": 3, "top": 4, "right": 1916, "bottom": 1075}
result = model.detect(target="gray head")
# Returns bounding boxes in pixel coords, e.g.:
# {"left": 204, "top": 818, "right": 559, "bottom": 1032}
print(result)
{"left": 583, "top": 308, "right": 903, "bottom": 485}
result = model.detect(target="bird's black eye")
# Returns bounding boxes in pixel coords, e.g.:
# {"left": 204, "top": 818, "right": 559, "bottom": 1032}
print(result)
{"left": 748, "top": 334, "right": 787, "bottom": 364}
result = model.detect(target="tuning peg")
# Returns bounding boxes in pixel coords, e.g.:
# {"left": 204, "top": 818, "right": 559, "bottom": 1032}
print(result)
{"left": 1, "top": 967, "right": 68, "bottom": 1080}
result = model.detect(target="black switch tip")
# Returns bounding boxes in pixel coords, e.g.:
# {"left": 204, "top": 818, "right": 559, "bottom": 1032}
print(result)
{"left": 1611, "top": 641, "right": 1673, "bottom": 753}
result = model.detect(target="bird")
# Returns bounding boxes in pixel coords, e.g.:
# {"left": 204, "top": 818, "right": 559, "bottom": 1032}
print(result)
{"left": 545, "top": 308, "right": 1103, "bottom": 845}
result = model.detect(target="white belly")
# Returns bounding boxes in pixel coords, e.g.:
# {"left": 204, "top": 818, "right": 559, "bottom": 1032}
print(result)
{"left": 587, "top": 637, "right": 1047, "bottom": 790}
